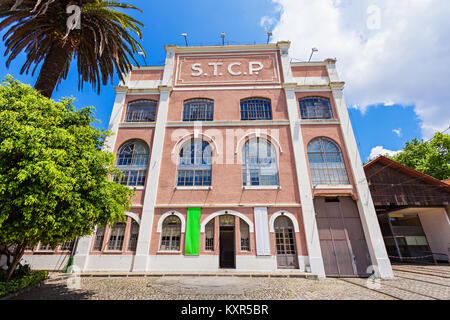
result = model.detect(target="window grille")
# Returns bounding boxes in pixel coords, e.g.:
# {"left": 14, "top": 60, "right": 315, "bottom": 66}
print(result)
{"left": 240, "top": 219, "right": 250, "bottom": 251}
{"left": 183, "top": 99, "right": 214, "bottom": 121}
{"left": 274, "top": 216, "right": 296, "bottom": 255}
{"left": 115, "top": 141, "right": 149, "bottom": 186}
{"left": 205, "top": 219, "right": 214, "bottom": 251}
{"left": 38, "top": 243, "right": 54, "bottom": 251}
{"left": 299, "top": 97, "right": 333, "bottom": 119}
{"left": 240, "top": 98, "right": 272, "bottom": 120}
{"left": 177, "top": 139, "right": 212, "bottom": 186}
{"left": 242, "top": 138, "right": 279, "bottom": 186}
{"left": 59, "top": 240, "right": 75, "bottom": 251}
{"left": 160, "top": 216, "right": 181, "bottom": 251}
{"left": 125, "top": 100, "right": 157, "bottom": 122}
{"left": 307, "top": 138, "right": 349, "bottom": 185}
{"left": 93, "top": 227, "right": 105, "bottom": 251}
{"left": 127, "top": 220, "right": 139, "bottom": 252}
{"left": 107, "top": 223, "right": 126, "bottom": 251}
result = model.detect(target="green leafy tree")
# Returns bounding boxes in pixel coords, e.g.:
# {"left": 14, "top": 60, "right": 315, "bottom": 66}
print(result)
{"left": 392, "top": 132, "right": 450, "bottom": 180}
{"left": 0, "top": 0, "right": 145, "bottom": 98}
{"left": 0, "top": 76, "right": 134, "bottom": 281}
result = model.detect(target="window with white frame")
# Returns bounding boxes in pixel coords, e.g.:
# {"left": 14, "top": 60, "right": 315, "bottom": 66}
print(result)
{"left": 242, "top": 138, "right": 279, "bottom": 186}
{"left": 307, "top": 137, "right": 349, "bottom": 185}
{"left": 115, "top": 140, "right": 149, "bottom": 186}
{"left": 183, "top": 99, "right": 214, "bottom": 121}
{"left": 125, "top": 100, "right": 157, "bottom": 122}
{"left": 299, "top": 97, "right": 333, "bottom": 120}
{"left": 240, "top": 98, "right": 272, "bottom": 120}
{"left": 240, "top": 218, "right": 250, "bottom": 251}
{"left": 160, "top": 215, "right": 181, "bottom": 251}
{"left": 177, "top": 139, "right": 212, "bottom": 186}
{"left": 93, "top": 226, "right": 105, "bottom": 251}
{"left": 127, "top": 220, "right": 139, "bottom": 252}
{"left": 106, "top": 222, "right": 126, "bottom": 251}
{"left": 205, "top": 219, "right": 214, "bottom": 251}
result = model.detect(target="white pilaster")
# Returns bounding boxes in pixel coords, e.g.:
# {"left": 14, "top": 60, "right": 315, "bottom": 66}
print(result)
{"left": 73, "top": 235, "right": 92, "bottom": 271}
{"left": 133, "top": 47, "right": 176, "bottom": 272}
{"left": 278, "top": 42, "right": 326, "bottom": 278}
{"left": 328, "top": 61, "right": 394, "bottom": 278}
{"left": 104, "top": 87, "right": 128, "bottom": 152}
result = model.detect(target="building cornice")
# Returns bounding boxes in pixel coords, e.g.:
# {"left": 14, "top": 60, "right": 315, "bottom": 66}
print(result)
{"left": 114, "top": 86, "right": 128, "bottom": 93}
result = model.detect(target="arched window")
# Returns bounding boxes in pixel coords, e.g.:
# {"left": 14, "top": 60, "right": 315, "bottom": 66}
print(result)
{"left": 116, "top": 140, "right": 149, "bottom": 186}
{"left": 274, "top": 216, "right": 298, "bottom": 268}
{"left": 183, "top": 99, "right": 214, "bottom": 121}
{"left": 240, "top": 98, "right": 272, "bottom": 120}
{"left": 177, "top": 139, "right": 212, "bottom": 186}
{"left": 299, "top": 97, "right": 333, "bottom": 119}
{"left": 242, "top": 138, "right": 279, "bottom": 186}
{"left": 125, "top": 100, "right": 157, "bottom": 122}
{"left": 160, "top": 215, "right": 181, "bottom": 251}
{"left": 307, "top": 138, "right": 349, "bottom": 185}
{"left": 205, "top": 219, "right": 214, "bottom": 251}
{"left": 127, "top": 220, "right": 139, "bottom": 252}
{"left": 240, "top": 219, "right": 250, "bottom": 251}
{"left": 106, "top": 222, "right": 126, "bottom": 251}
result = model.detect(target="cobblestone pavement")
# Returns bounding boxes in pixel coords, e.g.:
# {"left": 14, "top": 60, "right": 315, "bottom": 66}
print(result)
{"left": 9, "top": 264, "right": 449, "bottom": 300}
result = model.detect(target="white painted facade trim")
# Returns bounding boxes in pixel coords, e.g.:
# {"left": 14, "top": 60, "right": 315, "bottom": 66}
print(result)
{"left": 172, "top": 85, "right": 283, "bottom": 91}
{"left": 166, "top": 120, "right": 290, "bottom": 127}
{"left": 313, "top": 184, "right": 354, "bottom": 190}
{"left": 269, "top": 211, "right": 300, "bottom": 233}
{"left": 156, "top": 211, "right": 186, "bottom": 233}
{"left": 171, "top": 132, "right": 220, "bottom": 156}
{"left": 200, "top": 210, "right": 254, "bottom": 233}
{"left": 280, "top": 44, "right": 326, "bottom": 278}
{"left": 243, "top": 186, "right": 281, "bottom": 190}
{"left": 133, "top": 46, "right": 176, "bottom": 272}
{"left": 125, "top": 211, "right": 141, "bottom": 225}
{"left": 328, "top": 62, "right": 394, "bottom": 279}
{"left": 119, "top": 123, "right": 156, "bottom": 128}
{"left": 155, "top": 203, "right": 302, "bottom": 208}
{"left": 235, "top": 131, "right": 283, "bottom": 154}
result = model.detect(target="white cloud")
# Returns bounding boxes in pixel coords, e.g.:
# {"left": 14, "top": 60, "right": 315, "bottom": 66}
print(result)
{"left": 392, "top": 128, "right": 402, "bottom": 137}
{"left": 369, "top": 146, "right": 401, "bottom": 160}
{"left": 266, "top": 0, "right": 450, "bottom": 139}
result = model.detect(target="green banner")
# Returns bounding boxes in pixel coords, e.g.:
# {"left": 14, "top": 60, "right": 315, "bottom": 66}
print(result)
{"left": 185, "top": 207, "right": 201, "bottom": 255}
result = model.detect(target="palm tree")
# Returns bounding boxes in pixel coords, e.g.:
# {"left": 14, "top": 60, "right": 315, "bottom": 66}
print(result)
{"left": 0, "top": 0, "right": 145, "bottom": 98}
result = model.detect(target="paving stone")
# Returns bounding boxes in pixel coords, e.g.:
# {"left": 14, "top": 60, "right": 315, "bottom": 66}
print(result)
{"left": 9, "top": 264, "right": 449, "bottom": 300}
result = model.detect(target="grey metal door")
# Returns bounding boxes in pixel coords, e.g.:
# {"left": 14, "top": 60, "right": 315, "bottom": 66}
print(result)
{"left": 274, "top": 216, "right": 299, "bottom": 269}
{"left": 315, "top": 197, "right": 371, "bottom": 277}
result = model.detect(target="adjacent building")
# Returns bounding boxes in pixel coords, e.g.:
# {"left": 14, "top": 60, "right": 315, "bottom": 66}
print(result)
{"left": 364, "top": 156, "right": 450, "bottom": 264}
{"left": 22, "top": 42, "right": 394, "bottom": 278}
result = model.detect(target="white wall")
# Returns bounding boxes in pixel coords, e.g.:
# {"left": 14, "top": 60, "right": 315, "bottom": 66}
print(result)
{"left": 419, "top": 208, "right": 450, "bottom": 262}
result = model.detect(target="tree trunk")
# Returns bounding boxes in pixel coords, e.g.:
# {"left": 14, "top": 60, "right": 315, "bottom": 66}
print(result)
{"left": 34, "top": 42, "right": 72, "bottom": 98}
{"left": 5, "top": 243, "right": 27, "bottom": 282}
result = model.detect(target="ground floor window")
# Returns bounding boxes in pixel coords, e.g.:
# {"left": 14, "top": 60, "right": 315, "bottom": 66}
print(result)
{"left": 107, "top": 223, "right": 126, "bottom": 251}
{"left": 205, "top": 219, "right": 215, "bottom": 251}
{"left": 240, "top": 219, "right": 250, "bottom": 251}
{"left": 160, "top": 215, "right": 181, "bottom": 251}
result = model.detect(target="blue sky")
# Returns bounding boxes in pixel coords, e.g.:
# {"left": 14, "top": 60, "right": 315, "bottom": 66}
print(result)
{"left": 0, "top": 0, "right": 438, "bottom": 161}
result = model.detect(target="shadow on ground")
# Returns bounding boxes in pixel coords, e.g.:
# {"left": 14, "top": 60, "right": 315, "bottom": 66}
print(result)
{"left": 10, "top": 280, "right": 96, "bottom": 300}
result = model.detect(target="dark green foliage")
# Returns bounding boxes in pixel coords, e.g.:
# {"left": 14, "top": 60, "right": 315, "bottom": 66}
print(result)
{"left": 0, "top": 76, "right": 134, "bottom": 280}
{"left": 0, "top": 270, "right": 48, "bottom": 297}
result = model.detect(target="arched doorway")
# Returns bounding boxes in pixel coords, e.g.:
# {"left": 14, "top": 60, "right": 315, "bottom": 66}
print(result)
{"left": 274, "top": 216, "right": 299, "bottom": 269}
{"left": 219, "top": 214, "right": 235, "bottom": 269}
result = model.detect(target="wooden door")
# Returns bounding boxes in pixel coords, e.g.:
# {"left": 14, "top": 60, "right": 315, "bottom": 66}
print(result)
{"left": 315, "top": 197, "right": 371, "bottom": 277}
